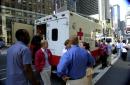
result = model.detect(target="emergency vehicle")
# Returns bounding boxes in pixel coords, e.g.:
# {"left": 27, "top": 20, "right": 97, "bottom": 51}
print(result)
{"left": 34, "top": 11, "right": 102, "bottom": 66}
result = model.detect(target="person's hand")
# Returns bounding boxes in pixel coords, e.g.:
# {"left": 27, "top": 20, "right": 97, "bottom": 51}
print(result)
{"left": 62, "top": 76, "right": 70, "bottom": 82}
{"left": 32, "top": 80, "right": 40, "bottom": 85}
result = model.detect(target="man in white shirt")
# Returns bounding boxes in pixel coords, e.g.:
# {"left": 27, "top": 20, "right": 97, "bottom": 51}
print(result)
{"left": 121, "top": 40, "right": 127, "bottom": 61}
{"left": 116, "top": 40, "right": 122, "bottom": 57}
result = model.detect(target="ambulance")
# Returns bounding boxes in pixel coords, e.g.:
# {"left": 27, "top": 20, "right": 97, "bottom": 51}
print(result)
{"left": 34, "top": 11, "right": 102, "bottom": 66}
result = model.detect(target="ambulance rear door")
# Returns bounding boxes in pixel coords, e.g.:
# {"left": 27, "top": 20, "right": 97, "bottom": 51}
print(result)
{"left": 47, "top": 18, "right": 69, "bottom": 56}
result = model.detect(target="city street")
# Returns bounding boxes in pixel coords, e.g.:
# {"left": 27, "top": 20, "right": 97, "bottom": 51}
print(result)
{"left": 95, "top": 59, "right": 130, "bottom": 85}
{"left": 0, "top": 47, "right": 128, "bottom": 85}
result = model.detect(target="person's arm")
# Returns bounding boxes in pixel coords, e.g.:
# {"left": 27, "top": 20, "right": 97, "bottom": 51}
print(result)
{"left": 35, "top": 50, "right": 45, "bottom": 72}
{"left": 24, "top": 64, "right": 39, "bottom": 85}
{"left": 57, "top": 52, "right": 71, "bottom": 78}
{"left": 22, "top": 48, "right": 39, "bottom": 85}
{"left": 87, "top": 52, "right": 95, "bottom": 67}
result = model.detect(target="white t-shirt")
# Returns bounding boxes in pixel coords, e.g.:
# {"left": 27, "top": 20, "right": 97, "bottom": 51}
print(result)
{"left": 116, "top": 42, "right": 121, "bottom": 49}
{"left": 121, "top": 43, "right": 127, "bottom": 52}
{"left": 61, "top": 47, "right": 67, "bottom": 56}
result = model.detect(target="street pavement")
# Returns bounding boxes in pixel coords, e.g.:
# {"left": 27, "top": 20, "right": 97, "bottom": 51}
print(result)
{"left": 95, "top": 59, "right": 130, "bottom": 85}
{"left": 95, "top": 51, "right": 130, "bottom": 85}
{"left": 0, "top": 48, "right": 130, "bottom": 85}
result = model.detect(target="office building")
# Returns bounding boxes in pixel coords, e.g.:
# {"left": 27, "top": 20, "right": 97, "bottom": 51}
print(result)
{"left": 0, "top": 0, "right": 53, "bottom": 44}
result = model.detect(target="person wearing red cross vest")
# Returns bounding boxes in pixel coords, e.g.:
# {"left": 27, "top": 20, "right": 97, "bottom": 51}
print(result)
{"left": 35, "top": 40, "right": 52, "bottom": 85}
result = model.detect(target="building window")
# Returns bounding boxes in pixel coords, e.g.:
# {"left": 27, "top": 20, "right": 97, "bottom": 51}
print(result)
{"left": 16, "top": 11, "right": 22, "bottom": 16}
{"left": 6, "top": 17, "right": 12, "bottom": 30}
{"left": 0, "top": 16, "right": 2, "bottom": 35}
{"left": 11, "top": 10, "right": 15, "bottom": 15}
{"left": 52, "top": 29, "right": 58, "bottom": 41}
{"left": 5, "top": 9, "right": 11, "bottom": 14}
{"left": 5, "top": 2, "right": 10, "bottom": 7}
{"left": 0, "top": 16, "right": 2, "bottom": 25}
{"left": 11, "top": 2, "right": 15, "bottom": 8}
{"left": 24, "top": 12, "right": 27, "bottom": 17}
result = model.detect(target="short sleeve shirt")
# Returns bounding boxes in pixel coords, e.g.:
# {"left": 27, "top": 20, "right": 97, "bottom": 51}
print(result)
{"left": 6, "top": 41, "right": 32, "bottom": 85}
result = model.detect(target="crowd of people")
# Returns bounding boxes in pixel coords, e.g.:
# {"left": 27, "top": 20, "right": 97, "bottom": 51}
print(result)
{"left": 6, "top": 29, "right": 130, "bottom": 85}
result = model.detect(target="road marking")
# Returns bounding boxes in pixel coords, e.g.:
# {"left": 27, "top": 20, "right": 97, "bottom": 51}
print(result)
{"left": 0, "top": 69, "right": 6, "bottom": 72}
{"left": 93, "top": 55, "right": 119, "bottom": 85}
{"left": 0, "top": 78, "right": 6, "bottom": 81}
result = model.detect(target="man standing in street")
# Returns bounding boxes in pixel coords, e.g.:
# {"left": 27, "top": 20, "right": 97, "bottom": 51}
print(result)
{"left": 6, "top": 29, "right": 39, "bottom": 85}
{"left": 116, "top": 40, "right": 122, "bottom": 57}
{"left": 57, "top": 36, "right": 95, "bottom": 85}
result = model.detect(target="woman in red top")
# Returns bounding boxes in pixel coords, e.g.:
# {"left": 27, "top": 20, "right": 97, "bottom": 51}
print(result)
{"left": 35, "top": 40, "right": 52, "bottom": 85}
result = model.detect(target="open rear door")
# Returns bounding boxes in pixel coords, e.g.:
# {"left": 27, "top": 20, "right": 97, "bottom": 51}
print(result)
{"left": 47, "top": 18, "right": 69, "bottom": 57}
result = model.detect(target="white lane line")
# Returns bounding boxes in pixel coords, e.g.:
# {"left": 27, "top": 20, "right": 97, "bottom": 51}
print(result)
{"left": 0, "top": 78, "right": 6, "bottom": 81}
{"left": 0, "top": 69, "right": 6, "bottom": 72}
{"left": 93, "top": 66, "right": 111, "bottom": 84}
{"left": 93, "top": 55, "right": 119, "bottom": 85}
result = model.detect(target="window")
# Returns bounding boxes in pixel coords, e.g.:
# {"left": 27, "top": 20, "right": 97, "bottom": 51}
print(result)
{"left": 5, "top": 9, "right": 11, "bottom": 14}
{"left": 0, "top": 16, "right": 2, "bottom": 25}
{"left": 0, "top": 16, "right": 2, "bottom": 35}
{"left": 106, "top": 38, "right": 112, "bottom": 43}
{"left": 11, "top": 10, "right": 15, "bottom": 15}
{"left": 52, "top": 29, "right": 58, "bottom": 41}
{"left": 6, "top": 17, "right": 12, "bottom": 29}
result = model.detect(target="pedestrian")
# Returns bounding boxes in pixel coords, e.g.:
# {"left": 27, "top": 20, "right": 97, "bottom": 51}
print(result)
{"left": 107, "top": 41, "right": 112, "bottom": 65}
{"left": 99, "top": 40, "right": 108, "bottom": 69}
{"left": 35, "top": 40, "right": 52, "bottom": 85}
{"left": 121, "top": 40, "right": 128, "bottom": 61}
{"left": 6, "top": 29, "right": 39, "bottom": 85}
{"left": 112, "top": 44, "right": 117, "bottom": 54}
{"left": 57, "top": 36, "right": 95, "bottom": 85}
{"left": 30, "top": 35, "right": 42, "bottom": 64}
{"left": 97, "top": 40, "right": 101, "bottom": 47}
{"left": 61, "top": 39, "right": 71, "bottom": 56}
{"left": 116, "top": 40, "right": 122, "bottom": 57}
{"left": 80, "top": 42, "right": 95, "bottom": 85}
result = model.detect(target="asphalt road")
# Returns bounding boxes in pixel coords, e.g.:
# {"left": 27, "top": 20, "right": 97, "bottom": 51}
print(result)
{"left": 95, "top": 56, "right": 130, "bottom": 85}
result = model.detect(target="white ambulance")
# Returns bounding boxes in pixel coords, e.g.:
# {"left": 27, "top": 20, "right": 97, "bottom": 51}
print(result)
{"left": 34, "top": 11, "right": 102, "bottom": 66}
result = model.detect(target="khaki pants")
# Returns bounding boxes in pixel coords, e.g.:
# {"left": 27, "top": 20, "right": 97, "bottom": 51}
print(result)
{"left": 107, "top": 54, "right": 112, "bottom": 65}
{"left": 86, "top": 67, "right": 94, "bottom": 85}
{"left": 40, "top": 67, "right": 51, "bottom": 85}
{"left": 66, "top": 76, "right": 87, "bottom": 85}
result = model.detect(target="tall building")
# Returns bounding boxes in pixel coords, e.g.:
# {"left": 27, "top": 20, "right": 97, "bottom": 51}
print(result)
{"left": 55, "top": 0, "right": 98, "bottom": 15}
{"left": 76, "top": 0, "right": 98, "bottom": 15}
{"left": 99, "top": 0, "right": 110, "bottom": 21}
{"left": 111, "top": 5, "right": 120, "bottom": 32}
{"left": 55, "top": 0, "right": 110, "bottom": 20}
{"left": 98, "top": 0, "right": 111, "bottom": 37}
{"left": 53, "top": 0, "right": 76, "bottom": 12}
{"left": 0, "top": 0, "right": 53, "bottom": 44}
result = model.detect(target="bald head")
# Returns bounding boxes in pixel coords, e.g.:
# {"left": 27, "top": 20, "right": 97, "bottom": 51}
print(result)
{"left": 69, "top": 36, "right": 79, "bottom": 45}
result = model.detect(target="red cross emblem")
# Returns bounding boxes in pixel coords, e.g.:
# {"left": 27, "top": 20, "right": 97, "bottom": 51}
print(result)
{"left": 77, "top": 28, "right": 83, "bottom": 40}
